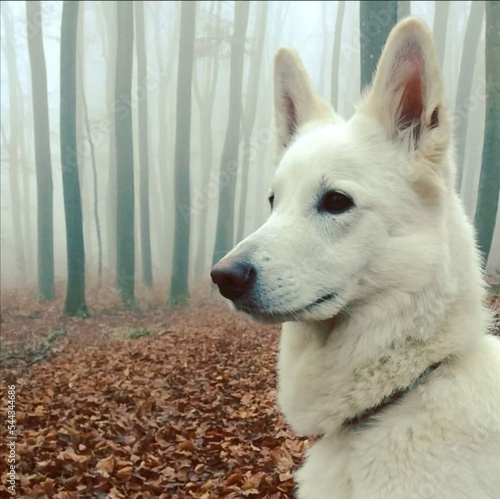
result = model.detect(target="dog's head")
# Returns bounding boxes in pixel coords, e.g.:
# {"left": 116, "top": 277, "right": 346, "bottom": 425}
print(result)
{"left": 212, "top": 18, "right": 453, "bottom": 323}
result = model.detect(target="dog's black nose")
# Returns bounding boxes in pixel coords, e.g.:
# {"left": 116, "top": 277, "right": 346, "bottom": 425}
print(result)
{"left": 211, "top": 260, "right": 255, "bottom": 301}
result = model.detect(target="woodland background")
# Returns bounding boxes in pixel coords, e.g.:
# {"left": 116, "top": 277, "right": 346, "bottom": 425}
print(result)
{"left": 1, "top": 1, "right": 499, "bottom": 498}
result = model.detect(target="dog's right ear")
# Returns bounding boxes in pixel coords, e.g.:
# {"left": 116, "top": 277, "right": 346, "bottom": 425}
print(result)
{"left": 274, "top": 47, "right": 334, "bottom": 158}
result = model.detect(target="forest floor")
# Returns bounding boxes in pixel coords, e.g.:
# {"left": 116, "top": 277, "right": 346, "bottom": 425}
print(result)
{"left": 1, "top": 281, "right": 499, "bottom": 499}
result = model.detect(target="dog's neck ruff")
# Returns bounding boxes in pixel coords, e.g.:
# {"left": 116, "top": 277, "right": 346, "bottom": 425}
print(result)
{"left": 342, "top": 357, "right": 449, "bottom": 429}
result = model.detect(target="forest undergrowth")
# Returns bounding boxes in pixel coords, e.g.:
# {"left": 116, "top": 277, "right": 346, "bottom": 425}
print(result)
{"left": 1, "top": 280, "right": 499, "bottom": 498}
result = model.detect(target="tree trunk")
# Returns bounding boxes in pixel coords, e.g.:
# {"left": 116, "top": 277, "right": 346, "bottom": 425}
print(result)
{"left": 60, "top": 0, "right": 89, "bottom": 317}
{"left": 318, "top": 2, "right": 330, "bottom": 96}
{"left": 80, "top": 78, "right": 103, "bottom": 284}
{"left": 359, "top": 1, "right": 398, "bottom": 91}
{"left": 115, "top": 0, "right": 136, "bottom": 307}
{"left": 135, "top": 1, "right": 153, "bottom": 287}
{"left": 168, "top": 0, "right": 197, "bottom": 304}
{"left": 474, "top": 0, "right": 500, "bottom": 265}
{"left": 236, "top": 1, "right": 268, "bottom": 243}
{"left": 26, "top": 0, "right": 55, "bottom": 300}
{"left": 192, "top": 1, "right": 222, "bottom": 280}
{"left": 212, "top": 1, "right": 250, "bottom": 264}
{"left": 2, "top": 4, "right": 27, "bottom": 284}
{"left": 432, "top": 1, "right": 450, "bottom": 66}
{"left": 454, "top": 1, "right": 485, "bottom": 191}
{"left": 18, "top": 91, "right": 34, "bottom": 276}
{"left": 331, "top": 0, "right": 346, "bottom": 108}
{"left": 398, "top": 1, "right": 411, "bottom": 20}
{"left": 97, "top": 1, "right": 117, "bottom": 275}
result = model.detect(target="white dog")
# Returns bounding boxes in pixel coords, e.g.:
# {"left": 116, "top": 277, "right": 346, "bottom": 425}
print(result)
{"left": 211, "top": 17, "right": 500, "bottom": 499}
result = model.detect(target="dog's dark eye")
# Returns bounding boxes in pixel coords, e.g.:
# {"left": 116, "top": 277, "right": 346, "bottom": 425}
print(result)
{"left": 268, "top": 194, "right": 275, "bottom": 210}
{"left": 318, "top": 191, "right": 354, "bottom": 214}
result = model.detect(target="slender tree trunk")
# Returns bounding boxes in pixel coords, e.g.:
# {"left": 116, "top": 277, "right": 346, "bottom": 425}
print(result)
{"left": 398, "top": 1, "right": 411, "bottom": 20}
{"left": 115, "top": 1, "right": 136, "bottom": 307}
{"left": 236, "top": 1, "right": 268, "bottom": 243}
{"left": 331, "top": 0, "right": 346, "bottom": 108}
{"left": 359, "top": 1, "right": 398, "bottom": 90}
{"left": 193, "top": 104, "right": 215, "bottom": 278}
{"left": 98, "top": 1, "right": 117, "bottom": 275}
{"left": 60, "top": 0, "right": 89, "bottom": 316}
{"left": 18, "top": 93, "right": 33, "bottom": 276}
{"left": 2, "top": 5, "right": 27, "bottom": 284}
{"left": 135, "top": 1, "right": 153, "bottom": 287}
{"left": 154, "top": 5, "right": 177, "bottom": 277}
{"left": 80, "top": 81, "right": 103, "bottom": 284}
{"left": 432, "top": 1, "right": 450, "bottom": 66}
{"left": 192, "top": 1, "right": 222, "bottom": 279}
{"left": 318, "top": 2, "right": 329, "bottom": 96}
{"left": 455, "top": 1, "right": 486, "bottom": 191}
{"left": 212, "top": 1, "right": 250, "bottom": 264}
{"left": 169, "top": 0, "right": 197, "bottom": 304}
{"left": 474, "top": 1, "right": 500, "bottom": 265}
{"left": 26, "top": 0, "right": 55, "bottom": 300}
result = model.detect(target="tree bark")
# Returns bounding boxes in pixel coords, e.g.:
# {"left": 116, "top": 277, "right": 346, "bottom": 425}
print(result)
{"left": 236, "top": 1, "right": 268, "bottom": 243}
{"left": 2, "top": 4, "right": 27, "bottom": 284}
{"left": 432, "top": 1, "right": 450, "bottom": 66}
{"left": 454, "top": 1, "right": 486, "bottom": 191}
{"left": 331, "top": 0, "right": 346, "bottom": 109}
{"left": 359, "top": 1, "right": 398, "bottom": 91}
{"left": 398, "top": 1, "right": 411, "bottom": 20}
{"left": 80, "top": 78, "right": 103, "bottom": 284}
{"left": 474, "top": 1, "right": 500, "bottom": 265}
{"left": 193, "top": 1, "right": 222, "bottom": 279}
{"left": 115, "top": 0, "right": 136, "bottom": 307}
{"left": 60, "top": 0, "right": 89, "bottom": 316}
{"left": 212, "top": 1, "right": 250, "bottom": 264}
{"left": 97, "top": 1, "right": 118, "bottom": 274}
{"left": 135, "top": 1, "right": 153, "bottom": 287}
{"left": 169, "top": 0, "right": 197, "bottom": 304}
{"left": 26, "top": 0, "right": 55, "bottom": 300}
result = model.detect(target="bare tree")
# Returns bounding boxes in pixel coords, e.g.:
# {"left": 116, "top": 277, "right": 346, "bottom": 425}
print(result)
{"left": 331, "top": 0, "right": 346, "bottom": 108}
{"left": 26, "top": 0, "right": 55, "bottom": 300}
{"left": 212, "top": 1, "right": 250, "bottom": 264}
{"left": 169, "top": 0, "right": 197, "bottom": 304}
{"left": 60, "top": 0, "right": 89, "bottom": 316}
{"left": 236, "top": 1, "right": 268, "bottom": 243}
{"left": 193, "top": 1, "right": 223, "bottom": 278}
{"left": 360, "top": 1, "right": 398, "bottom": 90}
{"left": 80, "top": 81, "right": 103, "bottom": 283}
{"left": 318, "top": 2, "right": 330, "bottom": 96}
{"left": 2, "top": 4, "right": 27, "bottom": 283}
{"left": 455, "top": 1, "right": 486, "bottom": 190}
{"left": 432, "top": 1, "right": 450, "bottom": 66}
{"left": 398, "top": 1, "right": 411, "bottom": 20}
{"left": 153, "top": 3, "right": 177, "bottom": 277}
{"left": 97, "top": 1, "right": 118, "bottom": 273}
{"left": 115, "top": 0, "right": 136, "bottom": 307}
{"left": 474, "top": 0, "right": 499, "bottom": 265}
{"left": 135, "top": 1, "right": 153, "bottom": 287}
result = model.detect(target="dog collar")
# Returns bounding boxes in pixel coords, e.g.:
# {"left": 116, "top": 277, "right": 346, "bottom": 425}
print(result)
{"left": 342, "top": 358, "right": 449, "bottom": 428}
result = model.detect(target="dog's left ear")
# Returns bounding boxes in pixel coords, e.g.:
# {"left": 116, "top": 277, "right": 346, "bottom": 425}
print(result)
{"left": 359, "top": 17, "right": 450, "bottom": 154}
{"left": 274, "top": 47, "right": 335, "bottom": 159}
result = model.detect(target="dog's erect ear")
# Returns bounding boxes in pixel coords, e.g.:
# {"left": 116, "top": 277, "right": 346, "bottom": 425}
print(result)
{"left": 359, "top": 17, "right": 449, "bottom": 153}
{"left": 274, "top": 47, "right": 334, "bottom": 157}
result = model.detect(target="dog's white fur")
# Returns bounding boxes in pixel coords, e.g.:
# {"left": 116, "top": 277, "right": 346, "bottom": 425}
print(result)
{"left": 215, "top": 18, "right": 500, "bottom": 498}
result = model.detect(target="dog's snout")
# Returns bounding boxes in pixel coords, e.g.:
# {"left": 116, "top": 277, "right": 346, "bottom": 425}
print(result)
{"left": 210, "top": 260, "right": 256, "bottom": 301}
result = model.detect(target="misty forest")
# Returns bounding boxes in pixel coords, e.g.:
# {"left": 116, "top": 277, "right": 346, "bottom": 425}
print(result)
{"left": 1, "top": 1, "right": 499, "bottom": 498}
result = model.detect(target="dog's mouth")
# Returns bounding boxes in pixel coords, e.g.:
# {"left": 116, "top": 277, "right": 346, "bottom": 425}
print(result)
{"left": 235, "top": 291, "right": 339, "bottom": 323}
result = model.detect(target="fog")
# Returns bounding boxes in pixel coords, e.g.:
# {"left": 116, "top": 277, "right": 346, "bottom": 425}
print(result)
{"left": 1, "top": 0, "right": 499, "bottom": 294}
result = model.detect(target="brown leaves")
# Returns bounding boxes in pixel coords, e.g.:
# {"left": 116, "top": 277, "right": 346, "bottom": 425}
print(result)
{"left": 3, "top": 285, "right": 498, "bottom": 497}
{"left": 0, "top": 294, "right": 309, "bottom": 498}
